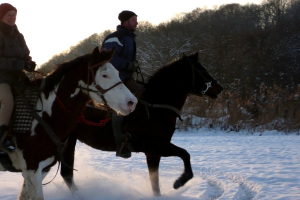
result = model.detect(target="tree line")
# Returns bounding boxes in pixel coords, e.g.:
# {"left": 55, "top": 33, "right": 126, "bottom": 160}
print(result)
{"left": 39, "top": 0, "right": 300, "bottom": 133}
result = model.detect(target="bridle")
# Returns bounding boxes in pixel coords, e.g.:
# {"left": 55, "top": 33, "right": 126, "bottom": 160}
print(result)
{"left": 84, "top": 60, "right": 123, "bottom": 108}
{"left": 184, "top": 54, "right": 217, "bottom": 94}
{"left": 140, "top": 55, "right": 219, "bottom": 121}
{"left": 55, "top": 60, "right": 123, "bottom": 120}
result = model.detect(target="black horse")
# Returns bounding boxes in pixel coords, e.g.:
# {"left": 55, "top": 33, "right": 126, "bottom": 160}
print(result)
{"left": 61, "top": 51, "right": 223, "bottom": 196}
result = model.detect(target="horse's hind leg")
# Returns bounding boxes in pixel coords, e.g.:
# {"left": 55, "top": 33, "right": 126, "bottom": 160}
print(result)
{"left": 146, "top": 155, "right": 161, "bottom": 196}
{"left": 60, "top": 133, "right": 79, "bottom": 194}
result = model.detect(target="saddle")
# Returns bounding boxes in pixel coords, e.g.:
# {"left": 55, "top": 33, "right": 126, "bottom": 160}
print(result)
{"left": 0, "top": 78, "right": 40, "bottom": 155}
{"left": 8, "top": 73, "right": 43, "bottom": 134}
{"left": 10, "top": 86, "right": 40, "bottom": 134}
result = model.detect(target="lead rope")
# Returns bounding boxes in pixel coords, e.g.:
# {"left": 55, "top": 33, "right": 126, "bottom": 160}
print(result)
{"left": 53, "top": 90, "right": 111, "bottom": 126}
{"left": 42, "top": 162, "right": 61, "bottom": 186}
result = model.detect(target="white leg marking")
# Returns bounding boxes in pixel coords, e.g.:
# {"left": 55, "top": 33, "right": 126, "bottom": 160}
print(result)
{"left": 0, "top": 163, "right": 6, "bottom": 171}
{"left": 18, "top": 179, "right": 30, "bottom": 200}
{"left": 19, "top": 156, "right": 55, "bottom": 200}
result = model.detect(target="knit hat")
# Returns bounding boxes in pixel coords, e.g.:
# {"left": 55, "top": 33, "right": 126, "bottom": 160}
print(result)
{"left": 118, "top": 10, "right": 137, "bottom": 24}
{"left": 0, "top": 3, "right": 17, "bottom": 20}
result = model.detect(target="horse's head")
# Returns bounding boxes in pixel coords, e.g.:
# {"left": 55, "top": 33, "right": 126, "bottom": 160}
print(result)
{"left": 184, "top": 52, "right": 223, "bottom": 99}
{"left": 85, "top": 47, "right": 137, "bottom": 115}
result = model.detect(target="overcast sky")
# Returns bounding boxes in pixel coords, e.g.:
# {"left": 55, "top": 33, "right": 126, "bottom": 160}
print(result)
{"left": 6, "top": 0, "right": 261, "bottom": 66}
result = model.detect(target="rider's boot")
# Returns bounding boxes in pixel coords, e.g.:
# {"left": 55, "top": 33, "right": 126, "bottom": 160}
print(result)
{"left": 112, "top": 112, "right": 131, "bottom": 159}
{"left": 0, "top": 125, "right": 15, "bottom": 154}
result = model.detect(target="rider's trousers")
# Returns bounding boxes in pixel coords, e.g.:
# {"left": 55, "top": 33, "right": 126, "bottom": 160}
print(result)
{"left": 0, "top": 83, "right": 14, "bottom": 126}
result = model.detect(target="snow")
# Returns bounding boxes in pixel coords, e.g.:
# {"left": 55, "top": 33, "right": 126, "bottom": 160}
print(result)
{"left": 1, "top": 129, "right": 299, "bottom": 200}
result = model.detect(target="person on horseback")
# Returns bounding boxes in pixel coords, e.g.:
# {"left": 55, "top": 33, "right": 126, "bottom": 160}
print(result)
{"left": 101, "top": 10, "right": 144, "bottom": 159}
{"left": 0, "top": 3, "right": 36, "bottom": 153}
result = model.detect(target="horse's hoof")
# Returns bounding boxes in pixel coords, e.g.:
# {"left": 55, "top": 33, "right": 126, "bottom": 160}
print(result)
{"left": 173, "top": 179, "right": 183, "bottom": 189}
{"left": 116, "top": 150, "right": 131, "bottom": 159}
{"left": 153, "top": 192, "right": 161, "bottom": 197}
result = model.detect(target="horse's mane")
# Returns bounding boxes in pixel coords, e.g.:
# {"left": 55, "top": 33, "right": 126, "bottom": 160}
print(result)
{"left": 147, "top": 55, "right": 186, "bottom": 87}
{"left": 41, "top": 54, "right": 92, "bottom": 93}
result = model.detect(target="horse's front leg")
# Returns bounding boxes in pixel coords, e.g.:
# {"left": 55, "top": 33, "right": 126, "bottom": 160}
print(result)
{"left": 146, "top": 154, "right": 161, "bottom": 196}
{"left": 168, "top": 143, "right": 193, "bottom": 189}
{"left": 19, "top": 170, "right": 47, "bottom": 200}
{"left": 147, "top": 142, "right": 193, "bottom": 190}
{"left": 18, "top": 179, "right": 31, "bottom": 200}
{"left": 60, "top": 133, "right": 79, "bottom": 195}
{"left": 19, "top": 156, "right": 55, "bottom": 200}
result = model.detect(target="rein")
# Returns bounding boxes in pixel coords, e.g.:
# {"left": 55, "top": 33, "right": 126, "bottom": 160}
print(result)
{"left": 184, "top": 55, "right": 214, "bottom": 94}
{"left": 53, "top": 90, "right": 111, "bottom": 126}
{"left": 139, "top": 99, "right": 183, "bottom": 121}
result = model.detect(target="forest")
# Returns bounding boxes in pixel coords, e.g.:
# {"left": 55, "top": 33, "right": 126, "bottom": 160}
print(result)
{"left": 38, "top": 0, "right": 300, "bottom": 133}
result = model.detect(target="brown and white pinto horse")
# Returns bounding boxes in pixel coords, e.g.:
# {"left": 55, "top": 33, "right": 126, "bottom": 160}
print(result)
{"left": 0, "top": 47, "right": 137, "bottom": 200}
{"left": 60, "top": 51, "right": 223, "bottom": 197}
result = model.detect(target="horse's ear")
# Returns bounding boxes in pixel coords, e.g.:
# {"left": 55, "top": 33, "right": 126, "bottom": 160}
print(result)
{"left": 92, "top": 46, "right": 100, "bottom": 56}
{"left": 108, "top": 47, "right": 116, "bottom": 59}
{"left": 196, "top": 50, "right": 200, "bottom": 59}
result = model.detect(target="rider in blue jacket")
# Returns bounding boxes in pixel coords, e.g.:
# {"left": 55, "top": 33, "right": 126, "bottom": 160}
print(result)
{"left": 101, "top": 10, "right": 144, "bottom": 159}
{"left": 101, "top": 23, "right": 137, "bottom": 81}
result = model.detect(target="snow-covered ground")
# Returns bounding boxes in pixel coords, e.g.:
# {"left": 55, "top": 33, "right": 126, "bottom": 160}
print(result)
{"left": 0, "top": 129, "right": 299, "bottom": 200}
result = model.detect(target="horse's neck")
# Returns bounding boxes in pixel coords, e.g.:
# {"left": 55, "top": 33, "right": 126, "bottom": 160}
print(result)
{"left": 144, "top": 81, "right": 189, "bottom": 110}
{"left": 144, "top": 65, "right": 192, "bottom": 109}
{"left": 38, "top": 86, "right": 90, "bottom": 137}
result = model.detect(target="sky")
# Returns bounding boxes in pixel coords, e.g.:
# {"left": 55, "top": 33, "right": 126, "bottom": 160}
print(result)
{"left": 1, "top": 129, "right": 299, "bottom": 200}
{"left": 5, "top": 0, "right": 261, "bottom": 66}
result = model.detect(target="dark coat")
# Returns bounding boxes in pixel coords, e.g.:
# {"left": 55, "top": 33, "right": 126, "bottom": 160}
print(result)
{"left": 101, "top": 25, "right": 136, "bottom": 81}
{"left": 0, "top": 21, "right": 31, "bottom": 85}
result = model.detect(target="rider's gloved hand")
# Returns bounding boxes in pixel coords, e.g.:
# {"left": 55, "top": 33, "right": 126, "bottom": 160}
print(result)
{"left": 24, "top": 61, "right": 36, "bottom": 72}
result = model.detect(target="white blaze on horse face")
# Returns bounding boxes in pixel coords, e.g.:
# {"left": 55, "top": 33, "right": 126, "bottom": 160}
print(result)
{"left": 84, "top": 63, "right": 137, "bottom": 115}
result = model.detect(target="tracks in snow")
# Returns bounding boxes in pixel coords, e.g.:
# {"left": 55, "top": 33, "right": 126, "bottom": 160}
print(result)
{"left": 187, "top": 167, "right": 262, "bottom": 200}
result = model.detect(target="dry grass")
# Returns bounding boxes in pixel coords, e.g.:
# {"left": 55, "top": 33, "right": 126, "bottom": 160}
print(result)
{"left": 178, "top": 83, "right": 300, "bottom": 134}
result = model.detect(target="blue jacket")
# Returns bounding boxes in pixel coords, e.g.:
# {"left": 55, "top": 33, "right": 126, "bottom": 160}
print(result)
{"left": 101, "top": 25, "right": 136, "bottom": 81}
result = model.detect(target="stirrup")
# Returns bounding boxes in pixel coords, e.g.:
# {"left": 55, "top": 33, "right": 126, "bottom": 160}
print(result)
{"left": 116, "top": 142, "right": 131, "bottom": 159}
{"left": 116, "top": 133, "right": 132, "bottom": 159}
{"left": 0, "top": 133, "right": 15, "bottom": 154}
{"left": 4, "top": 139, "right": 15, "bottom": 152}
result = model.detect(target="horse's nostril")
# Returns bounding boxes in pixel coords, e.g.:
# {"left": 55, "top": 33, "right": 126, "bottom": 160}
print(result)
{"left": 128, "top": 101, "right": 134, "bottom": 107}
